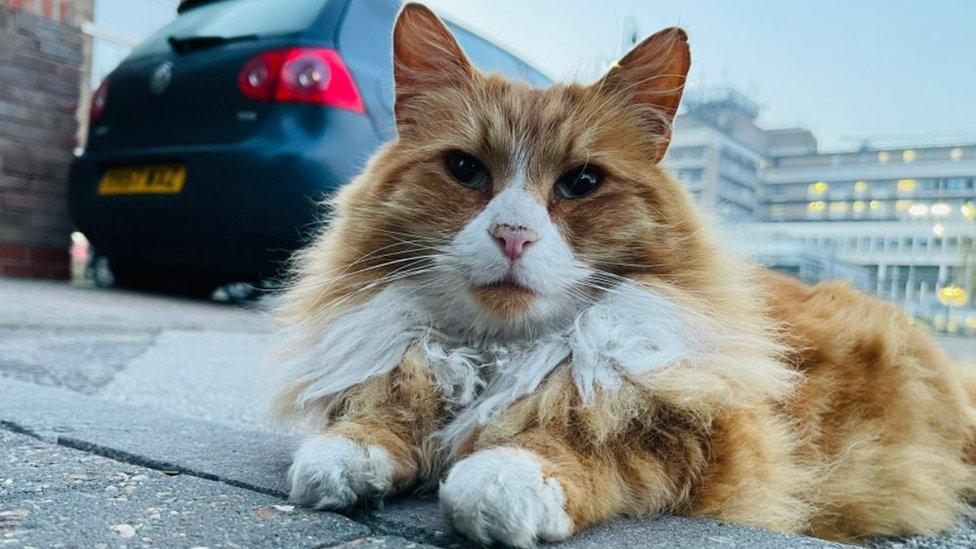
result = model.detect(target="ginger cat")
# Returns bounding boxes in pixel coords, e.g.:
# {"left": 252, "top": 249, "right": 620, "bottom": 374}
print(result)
{"left": 274, "top": 4, "right": 976, "bottom": 547}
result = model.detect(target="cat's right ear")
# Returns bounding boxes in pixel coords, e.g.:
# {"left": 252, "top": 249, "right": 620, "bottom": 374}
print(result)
{"left": 595, "top": 27, "right": 691, "bottom": 162}
{"left": 392, "top": 3, "right": 473, "bottom": 127}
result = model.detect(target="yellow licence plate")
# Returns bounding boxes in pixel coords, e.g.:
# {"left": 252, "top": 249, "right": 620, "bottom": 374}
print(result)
{"left": 98, "top": 164, "right": 186, "bottom": 195}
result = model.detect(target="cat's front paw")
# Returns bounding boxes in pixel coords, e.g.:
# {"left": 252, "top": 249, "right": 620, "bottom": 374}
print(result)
{"left": 288, "top": 434, "right": 394, "bottom": 510}
{"left": 440, "top": 447, "right": 573, "bottom": 548}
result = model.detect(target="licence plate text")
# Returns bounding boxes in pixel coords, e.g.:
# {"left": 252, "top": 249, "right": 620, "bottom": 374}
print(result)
{"left": 98, "top": 164, "right": 186, "bottom": 195}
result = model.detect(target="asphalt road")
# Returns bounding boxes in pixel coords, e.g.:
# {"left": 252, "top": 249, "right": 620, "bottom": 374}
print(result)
{"left": 1, "top": 278, "right": 975, "bottom": 547}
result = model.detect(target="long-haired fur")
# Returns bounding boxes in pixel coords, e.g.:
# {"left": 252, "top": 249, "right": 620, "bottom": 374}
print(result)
{"left": 273, "top": 4, "right": 976, "bottom": 546}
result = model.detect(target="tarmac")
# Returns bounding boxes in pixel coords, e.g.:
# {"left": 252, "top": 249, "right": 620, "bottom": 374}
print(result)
{"left": 2, "top": 277, "right": 975, "bottom": 548}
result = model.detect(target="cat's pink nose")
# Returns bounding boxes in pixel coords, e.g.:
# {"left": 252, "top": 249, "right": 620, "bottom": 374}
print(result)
{"left": 490, "top": 225, "right": 540, "bottom": 262}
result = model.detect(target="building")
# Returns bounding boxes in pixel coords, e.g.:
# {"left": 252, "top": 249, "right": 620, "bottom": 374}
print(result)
{"left": 665, "top": 87, "right": 976, "bottom": 316}
{"left": 663, "top": 88, "right": 872, "bottom": 291}
{"left": 666, "top": 88, "right": 766, "bottom": 221}
{"left": 753, "top": 142, "right": 976, "bottom": 302}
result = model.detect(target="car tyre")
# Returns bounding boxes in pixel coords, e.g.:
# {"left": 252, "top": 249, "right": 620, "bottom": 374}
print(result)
{"left": 90, "top": 254, "right": 116, "bottom": 289}
{"left": 109, "top": 259, "right": 217, "bottom": 299}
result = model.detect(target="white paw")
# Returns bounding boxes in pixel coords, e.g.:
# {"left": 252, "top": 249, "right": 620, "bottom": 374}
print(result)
{"left": 288, "top": 435, "right": 394, "bottom": 510}
{"left": 440, "top": 447, "right": 573, "bottom": 548}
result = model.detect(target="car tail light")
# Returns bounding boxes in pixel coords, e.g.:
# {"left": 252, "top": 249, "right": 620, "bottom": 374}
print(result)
{"left": 90, "top": 77, "right": 110, "bottom": 121}
{"left": 238, "top": 48, "right": 364, "bottom": 113}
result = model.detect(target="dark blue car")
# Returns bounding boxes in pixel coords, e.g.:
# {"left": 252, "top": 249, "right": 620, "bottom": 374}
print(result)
{"left": 69, "top": 0, "right": 550, "bottom": 294}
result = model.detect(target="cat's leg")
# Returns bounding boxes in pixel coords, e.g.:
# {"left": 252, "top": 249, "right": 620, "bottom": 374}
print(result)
{"left": 439, "top": 425, "right": 706, "bottom": 548}
{"left": 288, "top": 420, "right": 418, "bottom": 510}
{"left": 439, "top": 445, "right": 574, "bottom": 547}
{"left": 287, "top": 364, "right": 442, "bottom": 510}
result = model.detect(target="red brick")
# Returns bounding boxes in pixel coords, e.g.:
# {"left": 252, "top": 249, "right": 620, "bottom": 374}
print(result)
{"left": 0, "top": 243, "right": 69, "bottom": 279}
{"left": 0, "top": 243, "right": 28, "bottom": 262}
{"left": 1, "top": 0, "right": 86, "bottom": 279}
{"left": 28, "top": 246, "right": 67, "bottom": 264}
{"left": 2, "top": 263, "right": 46, "bottom": 278}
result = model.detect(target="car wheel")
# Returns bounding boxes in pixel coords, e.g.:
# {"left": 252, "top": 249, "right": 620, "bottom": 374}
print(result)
{"left": 224, "top": 282, "right": 257, "bottom": 302}
{"left": 110, "top": 260, "right": 217, "bottom": 299}
{"left": 90, "top": 254, "right": 116, "bottom": 288}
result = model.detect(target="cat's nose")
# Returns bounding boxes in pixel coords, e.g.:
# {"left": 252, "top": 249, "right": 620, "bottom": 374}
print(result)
{"left": 490, "top": 224, "right": 540, "bottom": 262}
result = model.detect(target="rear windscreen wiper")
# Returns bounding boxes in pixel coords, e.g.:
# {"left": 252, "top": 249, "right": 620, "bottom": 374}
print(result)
{"left": 167, "top": 34, "right": 259, "bottom": 54}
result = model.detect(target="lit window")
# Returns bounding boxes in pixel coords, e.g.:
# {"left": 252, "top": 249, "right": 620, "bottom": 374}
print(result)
{"left": 852, "top": 201, "right": 866, "bottom": 213}
{"left": 908, "top": 203, "right": 929, "bottom": 217}
{"left": 869, "top": 200, "right": 884, "bottom": 211}
{"left": 950, "top": 148, "right": 964, "bottom": 161}
{"left": 963, "top": 202, "right": 976, "bottom": 220}
{"left": 902, "top": 149, "right": 916, "bottom": 163}
{"left": 853, "top": 180, "right": 868, "bottom": 194}
{"left": 878, "top": 151, "right": 891, "bottom": 163}
{"left": 897, "top": 179, "right": 917, "bottom": 192}
{"left": 930, "top": 203, "right": 951, "bottom": 216}
{"left": 895, "top": 199, "right": 913, "bottom": 212}
{"left": 829, "top": 202, "right": 848, "bottom": 213}
{"left": 808, "top": 181, "right": 829, "bottom": 195}
{"left": 807, "top": 201, "right": 826, "bottom": 213}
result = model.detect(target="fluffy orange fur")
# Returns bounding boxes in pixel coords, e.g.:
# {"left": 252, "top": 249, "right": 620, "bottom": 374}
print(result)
{"left": 274, "top": 4, "right": 976, "bottom": 546}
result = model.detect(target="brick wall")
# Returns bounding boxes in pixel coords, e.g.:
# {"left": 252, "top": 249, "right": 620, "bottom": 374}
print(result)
{"left": 0, "top": 0, "right": 92, "bottom": 279}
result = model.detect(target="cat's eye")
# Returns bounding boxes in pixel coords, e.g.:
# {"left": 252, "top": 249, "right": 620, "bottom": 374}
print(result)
{"left": 555, "top": 165, "right": 604, "bottom": 199}
{"left": 445, "top": 152, "right": 490, "bottom": 190}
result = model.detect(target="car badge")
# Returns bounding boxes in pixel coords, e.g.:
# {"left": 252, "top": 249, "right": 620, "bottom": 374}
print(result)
{"left": 150, "top": 62, "right": 173, "bottom": 95}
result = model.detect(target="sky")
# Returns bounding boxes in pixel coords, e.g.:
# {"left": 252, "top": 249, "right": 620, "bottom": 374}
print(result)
{"left": 94, "top": 0, "right": 976, "bottom": 151}
{"left": 429, "top": 0, "right": 976, "bottom": 150}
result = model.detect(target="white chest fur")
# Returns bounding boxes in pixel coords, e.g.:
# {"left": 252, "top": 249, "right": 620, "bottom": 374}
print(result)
{"left": 281, "top": 281, "right": 716, "bottom": 450}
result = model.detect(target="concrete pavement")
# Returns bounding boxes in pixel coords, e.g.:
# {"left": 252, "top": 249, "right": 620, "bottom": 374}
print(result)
{"left": 1, "top": 278, "right": 974, "bottom": 547}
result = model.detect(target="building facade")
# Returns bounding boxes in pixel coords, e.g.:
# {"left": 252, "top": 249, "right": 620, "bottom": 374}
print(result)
{"left": 664, "top": 88, "right": 976, "bottom": 314}
{"left": 755, "top": 143, "right": 976, "bottom": 301}
{"left": 666, "top": 88, "right": 766, "bottom": 221}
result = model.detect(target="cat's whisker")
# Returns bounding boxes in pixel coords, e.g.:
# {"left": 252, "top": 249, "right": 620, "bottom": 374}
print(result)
{"left": 285, "top": 263, "right": 440, "bottom": 329}
{"left": 304, "top": 254, "right": 442, "bottom": 290}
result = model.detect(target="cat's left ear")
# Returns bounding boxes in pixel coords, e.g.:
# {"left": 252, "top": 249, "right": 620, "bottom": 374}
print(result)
{"left": 392, "top": 3, "right": 474, "bottom": 128}
{"left": 596, "top": 28, "right": 691, "bottom": 161}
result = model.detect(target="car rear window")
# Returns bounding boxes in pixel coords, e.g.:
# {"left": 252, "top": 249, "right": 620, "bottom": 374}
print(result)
{"left": 447, "top": 23, "right": 551, "bottom": 87}
{"left": 128, "top": 0, "right": 332, "bottom": 59}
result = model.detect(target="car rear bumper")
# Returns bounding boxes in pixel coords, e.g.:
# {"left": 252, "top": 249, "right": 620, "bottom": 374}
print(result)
{"left": 69, "top": 120, "right": 377, "bottom": 281}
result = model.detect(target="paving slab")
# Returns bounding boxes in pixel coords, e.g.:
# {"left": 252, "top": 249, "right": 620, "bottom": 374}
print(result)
{"left": 1, "top": 430, "right": 368, "bottom": 548}
{"left": 0, "top": 376, "right": 295, "bottom": 497}
{"left": 0, "top": 326, "right": 155, "bottom": 394}
{"left": 98, "top": 329, "right": 277, "bottom": 430}
{"left": 0, "top": 279, "right": 270, "bottom": 333}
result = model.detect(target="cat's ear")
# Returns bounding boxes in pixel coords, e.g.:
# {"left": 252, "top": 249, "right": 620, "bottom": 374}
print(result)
{"left": 596, "top": 28, "right": 690, "bottom": 161}
{"left": 392, "top": 3, "right": 473, "bottom": 127}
